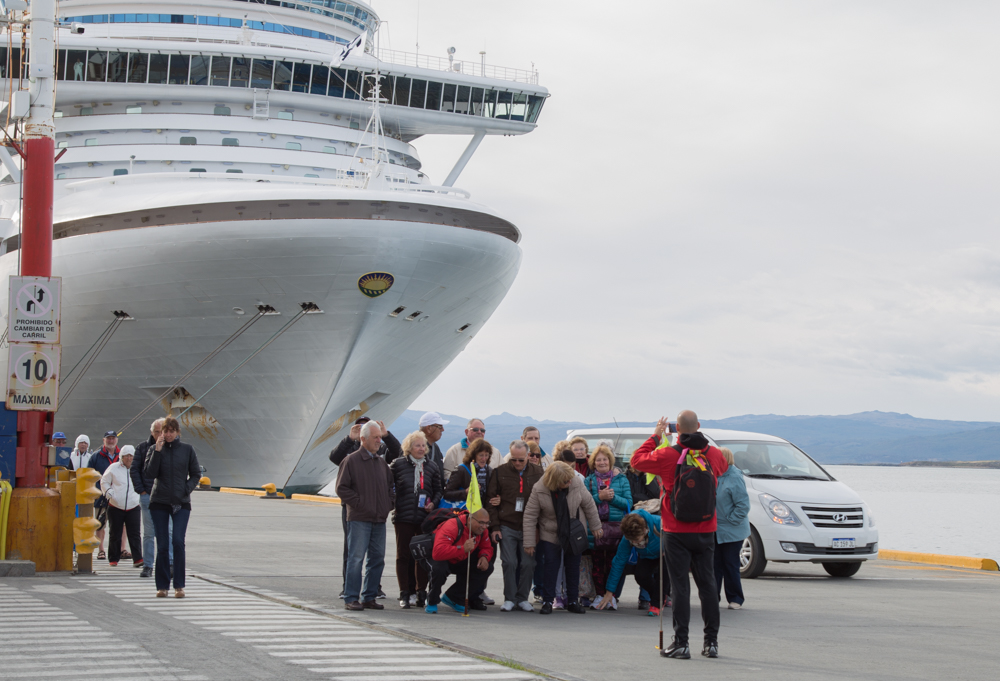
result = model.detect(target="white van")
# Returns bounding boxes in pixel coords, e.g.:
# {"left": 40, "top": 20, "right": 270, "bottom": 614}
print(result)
{"left": 566, "top": 427, "right": 879, "bottom": 578}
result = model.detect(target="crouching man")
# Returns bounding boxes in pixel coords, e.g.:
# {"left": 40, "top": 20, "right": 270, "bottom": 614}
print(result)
{"left": 425, "top": 509, "right": 493, "bottom": 614}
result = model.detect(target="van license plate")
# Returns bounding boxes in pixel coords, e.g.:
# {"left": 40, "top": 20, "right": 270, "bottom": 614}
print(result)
{"left": 832, "top": 538, "right": 855, "bottom": 549}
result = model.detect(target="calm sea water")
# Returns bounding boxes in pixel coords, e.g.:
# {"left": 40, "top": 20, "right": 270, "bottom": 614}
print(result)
{"left": 826, "top": 465, "right": 1000, "bottom": 560}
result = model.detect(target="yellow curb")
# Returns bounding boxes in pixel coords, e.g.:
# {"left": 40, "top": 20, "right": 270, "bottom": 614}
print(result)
{"left": 290, "top": 494, "right": 341, "bottom": 504}
{"left": 878, "top": 549, "right": 999, "bottom": 571}
{"left": 219, "top": 487, "right": 263, "bottom": 496}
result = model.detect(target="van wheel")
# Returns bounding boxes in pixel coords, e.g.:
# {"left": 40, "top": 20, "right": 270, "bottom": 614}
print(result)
{"left": 740, "top": 527, "right": 767, "bottom": 579}
{"left": 822, "top": 561, "right": 862, "bottom": 577}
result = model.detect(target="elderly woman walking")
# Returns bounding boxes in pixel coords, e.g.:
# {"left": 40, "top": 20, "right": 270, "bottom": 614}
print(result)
{"left": 523, "top": 461, "right": 602, "bottom": 614}
{"left": 100, "top": 445, "right": 143, "bottom": 568}
{"left": 390, "top": 430, "right": 444, "bottom": 608}
{"left": 715, "top": 448, "right": 751, "bottom": 609}
{"left": 144, "top": 416, "right": 201, "bottom": 598}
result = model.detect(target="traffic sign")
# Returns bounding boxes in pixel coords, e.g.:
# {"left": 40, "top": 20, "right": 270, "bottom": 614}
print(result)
{"left": 6, "top": 342, "right": 60, "bottom": 411}
{"left": 7, "top": 276, "right": 61, "bottom": 344}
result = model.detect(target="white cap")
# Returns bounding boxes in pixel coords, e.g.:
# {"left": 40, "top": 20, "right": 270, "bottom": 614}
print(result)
{"left": 418, "top": 411, "right": 449, "bottom": 428}
{"left": 120, "top": 445, "right": 135, "bottom": 457}
{"left": 75, "top": 434, "right": 90, "bottom": 446}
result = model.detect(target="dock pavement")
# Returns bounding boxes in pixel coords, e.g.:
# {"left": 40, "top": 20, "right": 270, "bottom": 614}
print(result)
{"left": 2, "top": 490, "right": 998, "bottom": 681}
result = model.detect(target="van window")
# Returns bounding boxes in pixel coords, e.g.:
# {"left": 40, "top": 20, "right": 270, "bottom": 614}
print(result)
{"left": 718, "top": 441, "right": 831, "bottom": 480}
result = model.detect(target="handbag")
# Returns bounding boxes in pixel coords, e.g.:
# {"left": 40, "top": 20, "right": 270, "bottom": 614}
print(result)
{"left": 567, "top": 518, "right": 589, "bottom": 556}
{"left": 578, "top": 554, "right": 597, "bottom": 601}
{"left": 594, "top": 520, "right": 622, "bottom": 549}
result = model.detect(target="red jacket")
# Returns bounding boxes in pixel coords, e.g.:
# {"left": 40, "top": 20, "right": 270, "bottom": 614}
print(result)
{"left": 630, "top": 434, "right": 729, "bottom": 534}
{"left": 432, "top": 515, "right": 494, "bottom": 564}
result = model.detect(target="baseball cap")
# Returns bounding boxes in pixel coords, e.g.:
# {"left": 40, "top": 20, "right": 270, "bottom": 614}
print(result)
{"left": 120, "top": 445, "right": 135, "bottom": 457}
{"left": 354, "top": 417, "right": 371, "bottom": 425}
{"left": 104, "top": 430, "right": 118, "bottom": 438}
{"left": 52, "top": 432, "right": 66, "bottom": 439}
{"left": 418, "top": 412, "right": 449, "bottom": 428}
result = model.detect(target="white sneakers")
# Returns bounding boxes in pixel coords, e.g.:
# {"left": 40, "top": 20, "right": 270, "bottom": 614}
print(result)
{"left": 728, "top": 602, "right": 742, "bottom": 610}
{"left": 501, "top": 600, "right": 515, "bottom": 611}
{"left": 481, "top": 592, "right": 495, "bottom": 605}
{"left": 517, "top": 601, "right": 534, "bottom": 612}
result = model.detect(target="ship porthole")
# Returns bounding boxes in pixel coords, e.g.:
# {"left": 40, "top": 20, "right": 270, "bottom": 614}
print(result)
{"left": 233, "top": 307, "right": 245, "bottom": 315}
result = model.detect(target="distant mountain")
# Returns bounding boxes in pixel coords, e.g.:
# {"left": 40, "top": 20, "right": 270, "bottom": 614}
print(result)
{"left": 389, "top": 410, "right": 1000, "bottom": 464}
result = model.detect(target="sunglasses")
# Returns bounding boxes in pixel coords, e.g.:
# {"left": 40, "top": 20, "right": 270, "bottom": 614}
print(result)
{"left": 469, "top": 428, "right": 486, "bottom": 433}
{"left": 528, "top": 453, "right": 540, "bottom": 458}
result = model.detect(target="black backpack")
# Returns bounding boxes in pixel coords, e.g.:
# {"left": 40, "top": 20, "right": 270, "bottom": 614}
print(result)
{"left": 410, "top": 510, "right": 467, "bottom": 564}
{"left": 669, "top": 445, "right": 716, "bottom": 523}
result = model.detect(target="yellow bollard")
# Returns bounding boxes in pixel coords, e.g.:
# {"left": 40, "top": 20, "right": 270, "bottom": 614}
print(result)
{"left": 56, "top": 481, "right": 75, "bottom": 572}
{"left": 198, "top": 476, "right": 212, "bottom": 490}
{"left": 6, "top": 488, "right": 61, "bottom": 571}
{"left": 0, "top": 479, "right": 12, "bottom": 561}
{"left": 73, "top": 468, "right": 102, "bottom": 573}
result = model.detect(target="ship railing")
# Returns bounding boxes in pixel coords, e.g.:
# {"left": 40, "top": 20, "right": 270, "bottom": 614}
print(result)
{"left": 375, "top": 48, "right": 539, "bottom": 85}
{"left": 61, "top": 171, "right": 472, "bottom": 199}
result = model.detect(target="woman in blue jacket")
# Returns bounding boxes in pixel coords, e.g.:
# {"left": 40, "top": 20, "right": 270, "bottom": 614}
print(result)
{"left": 584, "top": 444, "right": 632, "bottom": 607}
{"left": 594, "top": 508, "right": 669, "bottom": 616}
{"left": 715, "top": 448, "right": 751, "bottom": 608}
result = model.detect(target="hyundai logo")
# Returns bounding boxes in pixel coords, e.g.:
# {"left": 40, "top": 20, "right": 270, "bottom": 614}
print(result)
{"left": 832, "top": 513, "right": 848, "bottom": 523}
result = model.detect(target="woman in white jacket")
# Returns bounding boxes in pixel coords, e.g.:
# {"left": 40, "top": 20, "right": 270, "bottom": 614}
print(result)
{"left": 101, "top": 445, "right": 143, "bottom": 568}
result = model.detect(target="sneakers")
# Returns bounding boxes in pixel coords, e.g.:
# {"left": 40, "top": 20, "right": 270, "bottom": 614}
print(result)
{"left": 344, "top": 601, "right": 364, "bottom": 611}
{"left": 362, "top": 600, "right": 384, "bottom": 610}
{"left": 376, "top": 589, "right": 386, "bottom": 600}
{"left": 133, "top": 559, "right": 144, "bottom": 568}
{"left": 553, "top": 597, "right": 565, "bottom": 610}
{"left": 480, "top": 591, "right": 495, "bottom": 605}
{"left": 580, "top": 597, "right": 592, "bottom": 608}
{"left": 501, "top": 600, "right": 515, "bottom": 612}
{"left": 728, "top": 602, "right": 742, "bottom": 610}
{"left": 424, "top": 604, "right": 437, "bottom": 614}
{"left": 399, "top": 592, "right": 411, "bottom": 609}
{"left": 517, "top": 601, "right": 534, "bottom": 612}
{"left": 648, "top": 606, "right": 660, "bottom": 617}
{"left": 415, "top": 591, "right": 427, "bottom": 608}
{"left": 409, "top": 593, "right": 418, "bottom": 606}
{"left": 539, "top": 602, "right": 553, "bottom": 615}
{"left": 638, "top": 599, "right": 651, "bottom": 610}
{"left": 174, "top": 589, "right": 185, "bottom": 599}
{"left": 108, "top": 561, "right": 118, "bottom": 567}
{"left": 469, "top": 600, "right": 488, "bottom": 611}
{"left": 662, "top": 638, "right": 690, "bottom": 659}
{"left": 533, "top": 594, "right": 543, "bottom": 604}
{"left": 566, "top": 602, "right": 586, "bottom": 614}
{"left": 139, "top": 566, "right": 152, "bottom": 578}
{"left": 702, "top": 641, "right": 719, "bottom": 658}
{"left": 440, "top": 594, "right": 464, "bottom": 613}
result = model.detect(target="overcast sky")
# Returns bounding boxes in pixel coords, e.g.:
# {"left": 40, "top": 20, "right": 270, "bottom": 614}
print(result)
{"left": 368, "top": 1, "right": 1000, "bottom": 424}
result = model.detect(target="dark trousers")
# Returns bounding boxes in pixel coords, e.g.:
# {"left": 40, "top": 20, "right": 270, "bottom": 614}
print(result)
{"left": 632, "top": 555, "right": 672, "bottom": 607}
{"left": 394, "top": 522, "right": 428, "bottom": 595}
{"left": 151, "top": 507, "right": 190, "bottom": 591}
{"left": 539, "top": 540, "right": 580, "bottom": 605}
{"left": 665, "top": 532, "right": 719, "bottom": 645}
{"left": 714, "top": 539, "right": 745, "bottom": 605}
{"left": 532, "top": 550, "right": 545, "bottom": 597}
{"left": 341, "top": 505, "right": 349, "bottom": 588}
{"left": 427, "top": 557, "right": 490, "bottom": 606}
{"left": 107, "top": 505, "right": 142, "bottom": 564}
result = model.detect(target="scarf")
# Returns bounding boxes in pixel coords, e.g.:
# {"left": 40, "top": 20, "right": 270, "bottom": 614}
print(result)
{"left": 593, "top": 470, "right": 613, "bottom": 520}
{"left": 476, "top": 464, "right": 488, "bottom": 492}
{"left": 552, "top": 487, "right": 571, "bottom": 552}
{"left": 573, "top": 458, "right": 590, "bottom": 477}
{"left": 408, "top": 455, "right": 425, "bottom": 495}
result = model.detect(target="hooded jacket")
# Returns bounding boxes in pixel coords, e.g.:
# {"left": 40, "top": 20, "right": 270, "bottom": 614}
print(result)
{"left": 715, "top": 464, "right": 751, "bottom": 544}
{"left": 101, "top": 461, "right": 141, "bottom": 511}
{"left": 143, "top": 438, "right": 201, "bottom": 507}
{"left": 606, "top": 509, "right": 662, "bottom": 594}
{"left": 390, "top": 455, "right": 444, "bottom": 526}
{"left": 431, "top": 515, "right": 494, "bottom": 564}
{"left": 69, "top": 443, "right": 92, "bottom": 471}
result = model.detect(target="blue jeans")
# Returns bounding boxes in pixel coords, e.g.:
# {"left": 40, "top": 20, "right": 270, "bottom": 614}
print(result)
{"left": 139, "top": 495, "right": 173, "bottom": 567}
{"left": 344, "top": 520, "right": 386, "bottom": 603}
{"left": 151, "top": 507, "right": 189, "bottom": 591}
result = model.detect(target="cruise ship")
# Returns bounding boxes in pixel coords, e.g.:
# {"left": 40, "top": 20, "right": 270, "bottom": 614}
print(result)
{"left": 0, "top": 0, "right": 547, "bottom": 493}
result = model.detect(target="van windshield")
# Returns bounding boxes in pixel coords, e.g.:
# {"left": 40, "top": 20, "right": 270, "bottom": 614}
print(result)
{"left": 575, "top": 434, "right": 653, "bottom": 467}
{"left": 716, "top": 441, "right": 832, "bottom": 481}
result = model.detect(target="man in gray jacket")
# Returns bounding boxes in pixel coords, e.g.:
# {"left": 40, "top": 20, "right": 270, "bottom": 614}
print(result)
{"left": 336, "top": 420, "right": 395, "bottom": 611}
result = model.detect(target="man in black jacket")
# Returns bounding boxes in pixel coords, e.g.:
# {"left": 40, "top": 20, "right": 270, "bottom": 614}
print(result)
{"left": 132, "top": 418, "right": 167, "bottom": 579}
{"left": 329, "top": 416, "right": 401, "bottom": 598}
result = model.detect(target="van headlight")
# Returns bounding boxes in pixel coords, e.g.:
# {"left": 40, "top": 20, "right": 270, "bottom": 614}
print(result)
{"left": 759, "top": 493, "right": 800, "bottom": 525}
{"left": 868, "top": 512, "right": 876, "bottom": 528}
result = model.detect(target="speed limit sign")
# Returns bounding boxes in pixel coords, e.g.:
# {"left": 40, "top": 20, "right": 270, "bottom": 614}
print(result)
{"left": 6, "top": 342, "right": 60, "bottom": 411}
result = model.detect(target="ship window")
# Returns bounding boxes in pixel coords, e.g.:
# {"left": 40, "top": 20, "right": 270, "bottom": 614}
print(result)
{"left": 222, "top": 138, "right": 239, "bottom": 146}
{"left": 214, "top": 106, "right": 231, "bottom": 116}
{"left": 127, "top": 52, "right": 148, "bottom": 83}
{"left": 482, "top": 89, "right": 497, "bottom": 117}
{"left": 470, "top": 88, "right": 485, "bottom": 116}
{"left": 273, "top": 61, "right": 293, "bottom": 91}
{"left": 511, "top": 93, "right": 528, "bottom": 121}
{"left": 328, "top": 68, "right": 346, "bottom": 97}
{"left": 285, "top": 142, "right": 301, "bottom": 150}
{"left": 56, "top": 173, "right": 66, "bottom": 179}
{"left": 180, "top": 136, "right": 197, "bottom": 145}
{"left": 67, "top": 50, "right": 87, "bottom": 81}
{"left": 345, "top": 70, "right": 362, "bottom": 100}
{"left": 442, "top": 83, "right": 456, "bottom": 112}
{"left": 85, "top": 138, "right": 97, "bottom": 146}
{"left": 292, "top": 63, "right": 311, "bottom": 93}
{"left": 80, "top": 108, "right": 94, "bottom": 116}
{"left": 310, "top": 65, "right": 329, "bottom": 95}
{"left": 148, "top": 54, "right": 169, "bottom": 84}
{"left": 190, "top": 168, "right": 207, "bottom": 173}
{"left": 225, "top": 169, "right": 243, "bottom": 173}
{"left": 455, "top": 85, "right": 470, "bottom": 115}
{"left": 54, "top": 111, "right": 64, "bottom": 118}
{"left": 87, "top": 51, "right": 107, "bottom": 82}
{"left": 107, "top": 52, "right": 128, "bottom": 83}
{"left": 113, "top": 169, "right": 128, "bottom": 176}
{"left": 190, "top": 55, "right": 210, "bottom": 86}
{"left": 495, "top": 90, "right": 513, "bottom": 119}
{"left": 211, "top": 56, "right": 231, "bottom": 87}
{"left": 323, "top": 146, "right": 337, "bottom": 153}
{"left": 305, "top": 173, "right": 319, "bottom": 177}
{"left": 126, "top": 105, "right": 142, "bottom": 114}
{"left": 169, "top": 55, "right": 190, "bottom": 85}
{"left": 350, "top": 121, "right": 359, "bottom": 130}
{"left": 425, "top": 81, "right": 443, "bottom": 111}
{"left": 56, "top": 50, "right": 67, "bottom": 80}
{"left": 230, "top": 57, "right": 250, "bottom": 88}
{"left": 277, "top": 111, "right": 294, "bottom": 120}
{"left": 409, "top": 79, "right": 427, "bottom": 109}
{"left": 526, "top": 95, "right": 545, "bottom": 123}
{"left": 251, "top": 59, "right": 273, "bottom": 88}
{"left": 57, "top": 141, "right": 68, "bottom": 148}
{"left": 393, "top": 77, "right": 410, "bottom": 106}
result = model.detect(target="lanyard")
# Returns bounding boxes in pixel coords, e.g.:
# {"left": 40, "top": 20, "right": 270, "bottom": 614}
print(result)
{"left": 419, "top": 470, "right": 424, "bottom": 489}
{"left": 518, "top": 468, "right": 524, "bottom": 494}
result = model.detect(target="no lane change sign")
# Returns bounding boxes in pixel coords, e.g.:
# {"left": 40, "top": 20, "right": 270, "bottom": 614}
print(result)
{"left": 6, "top": 342, "right": 60, "bottom": 411}
{"left": 8, "top": 276, "right": 61, "bottom": 344}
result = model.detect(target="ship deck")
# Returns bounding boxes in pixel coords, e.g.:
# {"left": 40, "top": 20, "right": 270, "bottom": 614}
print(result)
{"left": 3, "top": 491, "right": 998, "bottom": 680}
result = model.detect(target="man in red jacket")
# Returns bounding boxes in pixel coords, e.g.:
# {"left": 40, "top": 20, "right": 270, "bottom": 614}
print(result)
{"left": 425, "top": 509, "right": 494, "bottom": 614}
{"left": 630, "top": 410, "right": 729, "bottom": 661}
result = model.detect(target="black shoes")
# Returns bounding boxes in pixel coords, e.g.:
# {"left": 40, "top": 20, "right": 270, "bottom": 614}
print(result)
{"left": 415, "top": 590, "right": 427, "bottom": 608}
{"left": 399, "top": 592, "right": 411, "bottom": 609}
{"left": 376, "top": 589, "right": 386, "bottom": 600}
{"left": 344, "top": 601, "right": 364, "bottom": 611}
{"left": 702, "top": 641, "right": 719, "bottom": 658}
{"left": 638, "top": 599, "right": 651, "bottom": 610}
{"left": 566, "top": 602, "right": 586, "bottom": 614}
{"left": 362, "top": 600, "right": 384, "bottom": 610}
{"left": 469, "top": 600, "right": 488, "bottom": 611}
{"left": 539, "top": 602, "right": 553, "bottom": 615}
{"left": 662, "top": 638, "right": 690, "bottom": 659}
{"left": 139, "top": 566, "right": 152, "bottom": 578}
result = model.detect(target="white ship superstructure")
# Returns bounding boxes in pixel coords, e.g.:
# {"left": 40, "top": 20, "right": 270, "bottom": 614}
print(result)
{"left": 0, "top": 0, "right": 547, "bottom": 493}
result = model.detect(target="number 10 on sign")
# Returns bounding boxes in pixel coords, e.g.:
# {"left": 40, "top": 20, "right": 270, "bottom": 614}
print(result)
{"left": 6, "top": 343, "right": 60, "bottom": 411}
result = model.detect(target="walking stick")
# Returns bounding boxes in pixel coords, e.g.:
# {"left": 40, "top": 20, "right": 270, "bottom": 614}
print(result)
{"left": 658, "top": 475, "right": 667, "bottom": 656}
{"left": 463, "top": 547, "right": 472, "bottom": 617}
